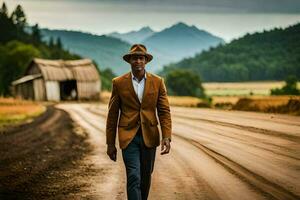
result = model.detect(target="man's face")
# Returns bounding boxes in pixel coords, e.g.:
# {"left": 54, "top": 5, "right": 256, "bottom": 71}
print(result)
{"left": 130, "top": 54, "right": 147, "bottom": 72}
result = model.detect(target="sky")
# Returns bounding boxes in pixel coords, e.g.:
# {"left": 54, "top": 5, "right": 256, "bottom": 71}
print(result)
{"left": 3, "top": 0, "right": 300, "bottom": 42}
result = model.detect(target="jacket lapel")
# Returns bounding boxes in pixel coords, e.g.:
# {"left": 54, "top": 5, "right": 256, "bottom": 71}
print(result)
{"left": 141, "top": 71, "right": 153, "bottom": 106}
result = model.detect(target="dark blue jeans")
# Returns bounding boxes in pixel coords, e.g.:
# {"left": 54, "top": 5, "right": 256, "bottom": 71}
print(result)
{"left": 122, "top": 127, "right": 156, "bottom": 200}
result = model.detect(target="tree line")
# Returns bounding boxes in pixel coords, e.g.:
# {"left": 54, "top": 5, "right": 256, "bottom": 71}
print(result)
{"left": 0, "top": 2, "right": 115, "bottom": 96}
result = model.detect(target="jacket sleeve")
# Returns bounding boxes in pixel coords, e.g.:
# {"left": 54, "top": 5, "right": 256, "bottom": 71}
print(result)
{"left": 157, "top": 77, "right": 172, "bottom": 141}
{"left": 106, "top": 79, "right": 120, "bottom": 145}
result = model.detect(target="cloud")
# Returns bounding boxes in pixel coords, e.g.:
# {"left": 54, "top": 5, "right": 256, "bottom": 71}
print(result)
{"left": 77, "top": 0, "right": 300, "bottom": 13}
{"left": 5, "top": 0, "right": 300, "bottom": 13}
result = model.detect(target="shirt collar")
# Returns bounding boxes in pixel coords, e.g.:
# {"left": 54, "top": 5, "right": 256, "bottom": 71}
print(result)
{"left": 131, "top": 70, "right": 147, "bottom": 81}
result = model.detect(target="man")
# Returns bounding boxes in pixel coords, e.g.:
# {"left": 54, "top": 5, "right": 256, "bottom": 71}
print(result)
{"left": 106, "top": 44, "right": 172, "bottom": 200}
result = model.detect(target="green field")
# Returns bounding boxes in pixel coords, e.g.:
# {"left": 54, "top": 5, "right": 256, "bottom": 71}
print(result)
{"left": 203, "top": 81, "right": 300, "bottom": 96}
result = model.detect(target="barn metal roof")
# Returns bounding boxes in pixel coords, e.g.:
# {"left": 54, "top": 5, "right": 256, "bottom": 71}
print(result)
{"left": 12, "top": 74, "right": 42, "bottom": 85}
{"left": 25, "top": 58, "right": 100, "bottom": 81}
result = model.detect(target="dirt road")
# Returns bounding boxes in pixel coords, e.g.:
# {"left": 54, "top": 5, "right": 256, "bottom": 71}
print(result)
{"left": 1, "top": 103, "right": 299, "bottom": 199}
{"left": 55, "top": 103, "right": 300, "bottom": 200}
{"left": 0, "top": 106, "right": 93, "bottom": 199}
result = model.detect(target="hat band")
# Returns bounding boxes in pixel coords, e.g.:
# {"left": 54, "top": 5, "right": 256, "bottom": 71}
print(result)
{"left": 129, "top": 51, "right": 148, "bottom": 55}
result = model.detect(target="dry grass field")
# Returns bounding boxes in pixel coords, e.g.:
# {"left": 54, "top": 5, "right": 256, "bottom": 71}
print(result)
{"left": 0, "top": 97, "right": 46, "bottom": 127}
{"left": 100, "top": 82, "right": 300, "bottom": 115}
{"left": 212, "top": 95, "right": 300, "bottom": 105}
{"left": 100, "top": 83, "right": 300, "bottom": 115}
{"left": 167, "top": 96, "right": 203, "bottom": 107}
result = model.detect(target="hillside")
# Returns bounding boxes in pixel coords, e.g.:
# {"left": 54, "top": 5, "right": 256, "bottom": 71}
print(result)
{"left": 41, "top": 22, "right": 224, "bottom": 75}
{"left": 41, "top": 28, "right": 132, "bottom": 75}
{"left": 143, "top": 22, "right": 224, "bottom": 72}
{"left": 160, "top": 23, "right": 300, "bottom": 82}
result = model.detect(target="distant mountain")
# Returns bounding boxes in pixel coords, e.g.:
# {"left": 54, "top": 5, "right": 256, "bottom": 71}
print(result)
{"left": 41, "top": 28, "right": 131, "bottom": 75}
{"left": 108, "top": 26, "right": 155, "bottom": 44}
{"left": 107, "top": 22, "right": 224, "bottom": 72}
{"left": 142, "top": 22, "right": 225, "bottom": 72}
{"left": 160, "top": 23, "right": 300, "bottom": 82}
{"left": 41, "top": 22, "right": 224, "bottom": 75}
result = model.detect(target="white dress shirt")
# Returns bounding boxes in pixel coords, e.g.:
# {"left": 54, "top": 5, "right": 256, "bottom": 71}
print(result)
{"left": 131, "top": 70, "right": 147, "bottom": 103}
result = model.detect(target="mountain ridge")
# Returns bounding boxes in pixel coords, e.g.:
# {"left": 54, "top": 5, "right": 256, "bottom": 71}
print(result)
{"left": 41, "top": 22, "right": 225, "bottom": 75}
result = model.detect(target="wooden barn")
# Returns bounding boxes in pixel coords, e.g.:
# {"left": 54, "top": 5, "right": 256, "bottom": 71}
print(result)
{"left": 12, "top": 58, "right": 101, "bottom": 101}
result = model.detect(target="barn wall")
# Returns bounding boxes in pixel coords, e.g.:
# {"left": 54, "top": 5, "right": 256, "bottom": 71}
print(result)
{"left": 45, "top": 81, "right": 60, "bottom": 101}
{"left": 27, "top": 63, "right": 41, "bottom": 75}
{"left": 14, "top": 81, "right": 34, "bottom": 100}
{"left": 33, "top": 78, "right": 46, "bottom": 101}
{"left": 77, "top": 80, "right": 100, "bottom": 100}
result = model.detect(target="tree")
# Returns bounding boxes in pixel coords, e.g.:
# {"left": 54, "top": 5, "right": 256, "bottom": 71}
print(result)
{"left": 101, "top": 68, "right": 116, "bottom": 91}
{"left": 0, "top": 2, "right": 8, "bottom": 17}
{"left": 56, "top": 37, "right": 62, "bottom": 49}
{"left": 31, "top": 23, "right": 42, "bottom": 44}
{"left": 10, "top": 5, "right": 26, "bottom": 29}
{"left": 271, "top": 75, "right": 300, "bottom": 95}
{"left": 0, "top": 41, "right": 41, "bottom": 95}
{"left": 48, "top": 36, "right": 54, "bottom": 47}
{"left": 165, "top": 69, "right": 206, "bottom": 98}
{"left": 0, "top": 2, "right": 18, "bottom": 43}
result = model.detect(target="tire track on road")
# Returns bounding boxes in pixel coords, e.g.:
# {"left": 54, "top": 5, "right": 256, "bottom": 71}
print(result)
{"left": 173, "top": 113, "right": 300, "bottom": 142}
{"left": 174, "top": 134, "right": 299, "bottom": 200}
{"left": 81, "top": 104, "right": 300, "bottom": 199}
{"left": 57, "top": 104, "right": 126, "bottom": 200}
{"left": 84, "top": 104, "right": 269, "bottom": 200}
{"left": 172, "top": 118, "right": 300, "bottom": 161}
{"left": 82, "top": 105, "right": 222, "bottom": 199}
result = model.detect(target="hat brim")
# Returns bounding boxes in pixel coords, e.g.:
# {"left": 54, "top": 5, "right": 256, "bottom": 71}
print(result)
{"left": 123, "top": 52, "right": 153, "bottom": 63}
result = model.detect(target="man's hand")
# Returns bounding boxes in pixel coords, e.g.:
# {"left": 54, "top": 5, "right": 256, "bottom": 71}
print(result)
{"left": 160, "top": 138, "right": 171, "bottom": 155}
{"left": 107, "top": 144, "right": 117, "bottom": 161}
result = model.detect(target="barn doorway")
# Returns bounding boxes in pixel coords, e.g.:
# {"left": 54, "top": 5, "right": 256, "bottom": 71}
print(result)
{"left": 59, "top": 80, "right": 77, "bottom": 100}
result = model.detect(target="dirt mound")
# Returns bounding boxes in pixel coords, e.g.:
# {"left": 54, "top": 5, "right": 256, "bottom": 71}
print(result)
{"left": 233, "top": 97, "right": 300, "bottom": 115}
{"left": 266, "top": 99, "right": 300, "bottom": 115}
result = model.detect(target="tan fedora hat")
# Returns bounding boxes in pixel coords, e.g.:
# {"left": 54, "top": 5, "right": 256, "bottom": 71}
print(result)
{"left": 123, "top": 44, "right": 153, "bottom": 63}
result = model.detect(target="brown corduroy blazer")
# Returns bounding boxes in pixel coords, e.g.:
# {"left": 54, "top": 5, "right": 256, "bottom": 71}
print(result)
{"left": 106, "top": 71, "right": 172, "bottom": 149}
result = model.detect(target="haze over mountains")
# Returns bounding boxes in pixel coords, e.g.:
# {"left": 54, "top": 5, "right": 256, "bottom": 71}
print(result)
{"left": 41, "top": 22, "right": 224, "bottom": 75}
